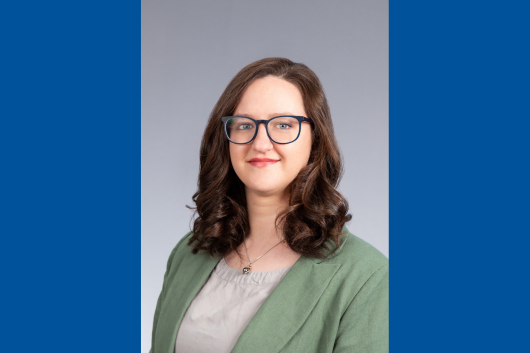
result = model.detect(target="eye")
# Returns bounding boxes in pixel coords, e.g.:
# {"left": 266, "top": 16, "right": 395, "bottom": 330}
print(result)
{"left": 275, "top": 123, "right": 292, "bottom": 129}
{"left": 236, "top": 123, "right": 254, "bottom": 130}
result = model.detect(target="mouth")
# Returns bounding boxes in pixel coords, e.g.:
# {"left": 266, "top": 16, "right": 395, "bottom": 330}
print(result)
{"left": 248, "top": 158, "right": 279, "bottom": 167}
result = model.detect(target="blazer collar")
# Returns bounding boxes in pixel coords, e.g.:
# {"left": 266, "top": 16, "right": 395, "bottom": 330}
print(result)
{"left": 231, "top": 255, "right": 341, "bottom": 353}
{"left": 314, "top": 226, "right": 349, "bottom": 263}
{"left": 155, "top": 228, "right": 348, "bottom": 353}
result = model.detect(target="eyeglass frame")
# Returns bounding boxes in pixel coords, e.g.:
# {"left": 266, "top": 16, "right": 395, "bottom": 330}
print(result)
{"left": 221, "top": 115, "right": 314, "bottom": 145}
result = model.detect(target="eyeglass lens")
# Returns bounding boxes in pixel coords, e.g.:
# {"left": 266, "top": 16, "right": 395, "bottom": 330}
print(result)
{"left": 225, "top": 117, "right": 300, "bottom": 144}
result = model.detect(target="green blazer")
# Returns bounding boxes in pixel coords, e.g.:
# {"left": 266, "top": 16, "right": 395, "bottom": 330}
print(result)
{"left": 149, "top": 227, "right": 388, "bottom": 353}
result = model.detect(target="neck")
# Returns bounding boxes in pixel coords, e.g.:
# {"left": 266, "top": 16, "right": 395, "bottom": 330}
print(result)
{"left": 245, "top": 187, "right": 289, "bottom": 247}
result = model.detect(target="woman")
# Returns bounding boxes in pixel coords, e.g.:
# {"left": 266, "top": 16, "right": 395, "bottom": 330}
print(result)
{"left": 149, "top": 58, "right": 388, "bottom": 353}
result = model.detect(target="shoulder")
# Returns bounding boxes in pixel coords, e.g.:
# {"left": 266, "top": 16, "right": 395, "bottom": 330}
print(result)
{"left": 320, "top": 227, "right": 388, "bottom": 301}
{"left": 324, "top": 227, "right": 387, "bottom": 268}
{"left": 164, "top": 230, "right": 195, "bottom": 269}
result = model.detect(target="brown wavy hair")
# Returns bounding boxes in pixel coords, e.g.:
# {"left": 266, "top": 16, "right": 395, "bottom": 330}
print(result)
{"left": 187, "top": 57, "right": 352, "bottom": 259}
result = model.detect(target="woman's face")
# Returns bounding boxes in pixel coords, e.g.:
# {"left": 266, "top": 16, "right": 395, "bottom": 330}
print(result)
{"left": 230, "top": 75, "right": 312, "bottom": 197}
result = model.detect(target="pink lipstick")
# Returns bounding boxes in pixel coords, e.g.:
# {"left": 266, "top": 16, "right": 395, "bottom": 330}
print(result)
{"left": 248, "top": 158, "right": 279, "bottom": 167}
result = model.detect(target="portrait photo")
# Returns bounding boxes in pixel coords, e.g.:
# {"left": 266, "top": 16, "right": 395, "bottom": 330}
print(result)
{"left": 142, "top": 1, "right": 388, "bottom": 352}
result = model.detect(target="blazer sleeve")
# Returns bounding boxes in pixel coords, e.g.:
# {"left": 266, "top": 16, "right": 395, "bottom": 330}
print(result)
{"left": 333, "top": 263, "right": 389, "bottom": 353}
{"left": 148, "top": 234, "right": 190, "bottom": 353}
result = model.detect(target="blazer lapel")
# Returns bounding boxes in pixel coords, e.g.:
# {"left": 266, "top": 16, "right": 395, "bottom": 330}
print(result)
{"left": 231, "top": 255, "right": 341, "bottom": 353}
{"left": 154, "top": 250, "right": 220, "bottom": 353}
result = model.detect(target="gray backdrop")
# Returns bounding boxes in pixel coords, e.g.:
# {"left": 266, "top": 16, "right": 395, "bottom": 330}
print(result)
{"left": 142, "top": 0, "right": 388, "bottom": 351}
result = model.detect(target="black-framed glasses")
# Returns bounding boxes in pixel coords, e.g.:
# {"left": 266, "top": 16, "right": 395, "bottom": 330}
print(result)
{"left": 221, "top": 115, "right": 313, "bottom": 145}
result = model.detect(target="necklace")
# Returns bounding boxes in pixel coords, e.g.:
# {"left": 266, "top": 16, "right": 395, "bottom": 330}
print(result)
{"left": 242, "top": 238, "right": 285, "bottom": 275}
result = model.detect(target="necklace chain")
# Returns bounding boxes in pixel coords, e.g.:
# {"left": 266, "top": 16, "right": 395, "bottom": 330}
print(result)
{"left": 242, "top": 238, "right": 285, "bottom": 275}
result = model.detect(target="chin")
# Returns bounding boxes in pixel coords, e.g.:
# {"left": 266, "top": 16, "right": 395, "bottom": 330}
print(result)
{"left": 244, "top": 181, "right": 287, "bottom": 196}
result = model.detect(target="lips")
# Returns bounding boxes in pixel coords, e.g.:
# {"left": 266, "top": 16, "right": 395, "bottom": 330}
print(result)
{"left": 248, "top": 158, "right": 279, "bottom": 167}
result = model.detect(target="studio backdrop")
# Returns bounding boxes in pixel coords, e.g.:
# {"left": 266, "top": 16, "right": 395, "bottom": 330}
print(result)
{"left": 141, "top": 0, "right": 388, "bottom": 351}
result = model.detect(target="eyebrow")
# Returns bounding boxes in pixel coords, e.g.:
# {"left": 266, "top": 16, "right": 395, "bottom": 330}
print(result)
{"left": 234, "top": 112, "right": 297, "bottom": 119}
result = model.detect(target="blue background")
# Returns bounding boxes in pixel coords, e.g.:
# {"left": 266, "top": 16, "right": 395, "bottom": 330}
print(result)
{"left": 1, "top": 1, "right": 139, "bottom": 351}
{"left": 391, "top": 0, "right": 529, "bottom": 351}
{"left": 1, "top": 0, "right": 529, "bottom": 352}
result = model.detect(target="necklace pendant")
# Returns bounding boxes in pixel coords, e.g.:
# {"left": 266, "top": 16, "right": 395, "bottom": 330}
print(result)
{"left": 242, "top": 265, "right": 251, "bottom": 275}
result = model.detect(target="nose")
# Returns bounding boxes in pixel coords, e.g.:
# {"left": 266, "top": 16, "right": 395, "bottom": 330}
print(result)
{"left": 252, "top": 122, "right": 273, "bottom": 153}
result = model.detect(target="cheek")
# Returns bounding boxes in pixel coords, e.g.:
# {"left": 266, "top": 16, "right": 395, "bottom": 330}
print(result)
{"left": 289, "top": 132, "right": 312, "bottom": 166}
{"left": 280, "top": 141, "right": 312, "bottom": 176}
{"left": 229, "top": 144, "right": 242, "bottom": 161}
{"left": 229, "top": 144, "right": 249, "bottom": 173}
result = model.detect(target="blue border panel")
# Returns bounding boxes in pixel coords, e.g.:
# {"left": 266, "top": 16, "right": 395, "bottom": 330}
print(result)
{"left": 392, "top": 1, "right": 530, "bottom": 352}
{"left": 1, "top": 1, "right": 139, "bottom": 351}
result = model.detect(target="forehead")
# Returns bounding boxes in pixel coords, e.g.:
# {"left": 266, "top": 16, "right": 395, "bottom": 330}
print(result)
{"left": 234, "top": 76, "right": 306, "bottom": 117}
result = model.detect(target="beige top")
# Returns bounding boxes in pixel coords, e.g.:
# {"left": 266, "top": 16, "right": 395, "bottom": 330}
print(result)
{"left": 174, "top": 257, "right": 293, "bottom": 353}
